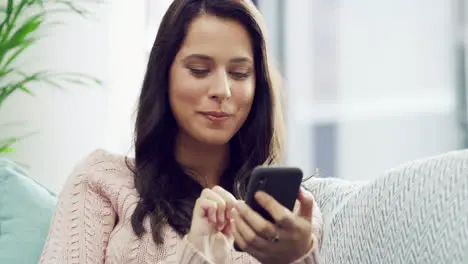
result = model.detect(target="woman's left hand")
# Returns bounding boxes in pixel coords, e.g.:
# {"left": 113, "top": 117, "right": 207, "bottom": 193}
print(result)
{"left": 231, "top": 187, "right": 321, "bottom": 264}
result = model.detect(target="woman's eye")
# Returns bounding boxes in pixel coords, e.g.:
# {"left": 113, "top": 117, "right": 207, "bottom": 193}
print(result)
{"left": 189, "top": 68, "right": 209, "bottom": 77}
{"left": 230, "top": 72, "right": 250, "bottom": 80}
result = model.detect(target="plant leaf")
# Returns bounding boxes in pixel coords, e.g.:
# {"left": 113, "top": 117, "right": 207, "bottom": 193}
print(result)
{"left": 2, "top": 13, "right": 43, "bottom": 50}
{"left": 1, "top": 38, "right": 36, "bottom": 70}
{"left": 41, "top": 78, "right": 64, "bottom": 90}
{"left": 55, "top": 72, "right": 103, "bottom": 85}
{"left": 6, "top": 0, "right": 14, "bottom": 13}
{"left": 0, "top": 136, "right": 19, "bottom": 153}
{"left": 0, "top": 68, "right": 14, "bottom": 79}
{"left": 0, "top": 0, "right": 103, "bottom": 108}
{"left": 0, "top": 7, "right": 44, "bottom": 64}
{"left": 12, "top": 0, "right": 31, "bottom": 24}
{"left": 0, "top": 0, "right": 14, "bottom": 36}
{"left": 0, "top": 145, "right": 15, "bottom": 153}
{"left": 60, "top": 77, "right": 89, "bottom": 85}
{"left": 1, "top": 0, "right": 32, "bottom": 42}
{"left": 19, "top": 85, "right": 34, "bottom": 96}
{"left": 57, "top": 1, "right": 92, "bottom": 18}
{"left": 0, "top": 131, "right": 37, "bottom": 153}
{"left": 0, "top": 72, "right": 43, "bottom": 106}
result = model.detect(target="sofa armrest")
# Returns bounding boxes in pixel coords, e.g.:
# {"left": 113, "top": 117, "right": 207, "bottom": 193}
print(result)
{"left": 303, "top": 177, "right": 366, "bottom": 218}
{"left": 317, "top": 150, "right": 468, "bottom": 264}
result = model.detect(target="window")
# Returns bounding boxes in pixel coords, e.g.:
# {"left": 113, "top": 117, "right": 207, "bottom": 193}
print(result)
{"left": 259, "top": 0, "right": 461, "bottom": 179}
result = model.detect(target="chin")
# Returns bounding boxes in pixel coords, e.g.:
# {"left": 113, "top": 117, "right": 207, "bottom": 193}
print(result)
{"left": 194, "top": 131, "right": 233, "bottom": 146}
{"left": 199, "top": 135, "right": 232, "bottom": 146}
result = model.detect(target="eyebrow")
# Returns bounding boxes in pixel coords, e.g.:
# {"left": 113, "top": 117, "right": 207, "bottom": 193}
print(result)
{"left": 183, "top": 54, "right": 252, "bottom": 63}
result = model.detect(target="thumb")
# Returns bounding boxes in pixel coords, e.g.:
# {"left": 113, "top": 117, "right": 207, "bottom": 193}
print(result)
{"left": 297, "top": 187, "right": 314, "bottom": 221}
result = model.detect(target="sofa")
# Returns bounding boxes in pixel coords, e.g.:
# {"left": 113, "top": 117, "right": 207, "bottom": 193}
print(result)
{"left": 306, "top": 149, "right": 468, "bottom": 264}
{"left": 0, "top": 150, "right": 467, "bottom": 263}
{"left": 0, "top": 158, "right": 57, "bottom": 264}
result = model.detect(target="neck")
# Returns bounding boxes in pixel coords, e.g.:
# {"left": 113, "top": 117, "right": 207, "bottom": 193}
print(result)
{"left": 174, "top": 132, "right": 229, "bottom": 187}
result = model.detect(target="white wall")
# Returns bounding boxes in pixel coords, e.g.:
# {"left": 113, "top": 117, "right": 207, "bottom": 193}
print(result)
{"left": 107, "top": 0, "right": 146, "bottom": 156}
{"left": 2, "top": 1, "right": 146, "bottom": 192}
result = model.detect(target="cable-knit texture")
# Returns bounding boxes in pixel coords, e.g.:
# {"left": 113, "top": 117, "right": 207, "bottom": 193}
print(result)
{"left": 39, "top": 149, "right": 321, "bottom": 264}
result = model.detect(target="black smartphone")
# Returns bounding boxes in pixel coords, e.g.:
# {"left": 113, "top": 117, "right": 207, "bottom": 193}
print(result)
{"left": 234, "top": 166, "right": 303, "bottom": 251}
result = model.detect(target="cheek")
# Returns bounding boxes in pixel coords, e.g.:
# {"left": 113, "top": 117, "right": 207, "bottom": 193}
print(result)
{"left": 169, "top": 66, "right": 204, "bottom": 113}
{"left": 234, "top": 81, "right": 255, "bottom": 112}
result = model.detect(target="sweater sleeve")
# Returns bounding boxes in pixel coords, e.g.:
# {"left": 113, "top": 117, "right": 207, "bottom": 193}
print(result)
{"left": 39, "top": 151, "right": 118, "bottom": 264}
{"left": 290, "top": 196, "right": 323, "bottom": 264}
{"left": 163, "top": 236, "right": 216, "bottom": 264}
{"left": 289, "top": 236, "right": 321, "bottom": 264}
{"left": 39, "top": 150, "right": 217, "bottom": 264}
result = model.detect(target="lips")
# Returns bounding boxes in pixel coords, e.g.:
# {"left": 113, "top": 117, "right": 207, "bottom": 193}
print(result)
{"left": 202, "top": 111, "right": 230, "bottom": 117}
{"left": 200, "top": 111, "right": 231, "bottom": 122}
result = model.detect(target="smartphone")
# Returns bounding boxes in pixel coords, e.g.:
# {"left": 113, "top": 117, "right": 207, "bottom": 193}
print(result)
{"left": 234, "top": 166, "right": 303, "bottom": 251}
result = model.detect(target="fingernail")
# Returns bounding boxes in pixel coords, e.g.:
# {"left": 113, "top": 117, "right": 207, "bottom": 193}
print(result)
{"left": 255, "top": 191, "right": 267, "bottom": 202}
{"left": 230, "top": 208, "right": 238, "bottom": 218}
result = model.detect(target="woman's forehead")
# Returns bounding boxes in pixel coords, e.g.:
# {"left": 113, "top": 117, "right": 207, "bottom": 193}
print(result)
{"left": 177, "top": 14, "right": 254, "bottom": 61}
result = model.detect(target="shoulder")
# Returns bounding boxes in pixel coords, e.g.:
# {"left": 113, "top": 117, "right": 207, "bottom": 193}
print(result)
{"left": 73, "top": 148, "right": 134, "bottom": 174}
{"left": 61, "top": 149, "right": 136, "bottom": 200}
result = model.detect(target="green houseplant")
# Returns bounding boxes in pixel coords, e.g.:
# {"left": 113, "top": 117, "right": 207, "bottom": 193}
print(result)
{"left": 0, "top": 0, "right": 102, "bottom": 153}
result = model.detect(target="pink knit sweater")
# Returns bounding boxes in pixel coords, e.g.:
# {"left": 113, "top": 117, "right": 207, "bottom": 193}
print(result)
{"left": 39, "top": 149, "right": 321, "bottom": 263}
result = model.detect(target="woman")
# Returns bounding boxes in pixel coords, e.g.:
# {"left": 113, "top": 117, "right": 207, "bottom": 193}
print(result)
{"left": 40, "top": 0, "right": 322, "bottom": 263}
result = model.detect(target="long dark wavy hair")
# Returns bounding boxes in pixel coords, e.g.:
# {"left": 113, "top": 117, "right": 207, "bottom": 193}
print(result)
{"left": 127, "top": 0, "right": 285, "bottom": 245}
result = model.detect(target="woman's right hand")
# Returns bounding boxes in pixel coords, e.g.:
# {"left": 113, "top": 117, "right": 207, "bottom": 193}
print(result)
{"left": 187, "top": 186, "right": 237, "bottom": 262}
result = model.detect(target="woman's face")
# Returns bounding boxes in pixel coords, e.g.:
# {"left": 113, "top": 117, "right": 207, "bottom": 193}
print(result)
{"left": 169, "top": 14, "right": 256, "bottom": 145}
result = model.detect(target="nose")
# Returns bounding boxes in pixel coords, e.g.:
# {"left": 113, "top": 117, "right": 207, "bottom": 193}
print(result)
{"left": 208, "top": 70, "right": 231, "bottom": 101}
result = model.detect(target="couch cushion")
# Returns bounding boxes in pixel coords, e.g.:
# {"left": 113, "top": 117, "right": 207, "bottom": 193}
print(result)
{"left": 315, "top": 150, "right": 468, "bottom": 264}
{"left": 0, "top": 159, "right": 57, "bottom": 264}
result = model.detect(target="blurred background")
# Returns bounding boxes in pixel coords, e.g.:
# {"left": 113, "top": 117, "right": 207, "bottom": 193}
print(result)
{"left": 2, "top": 0, "right": 465, "bottom": 192}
